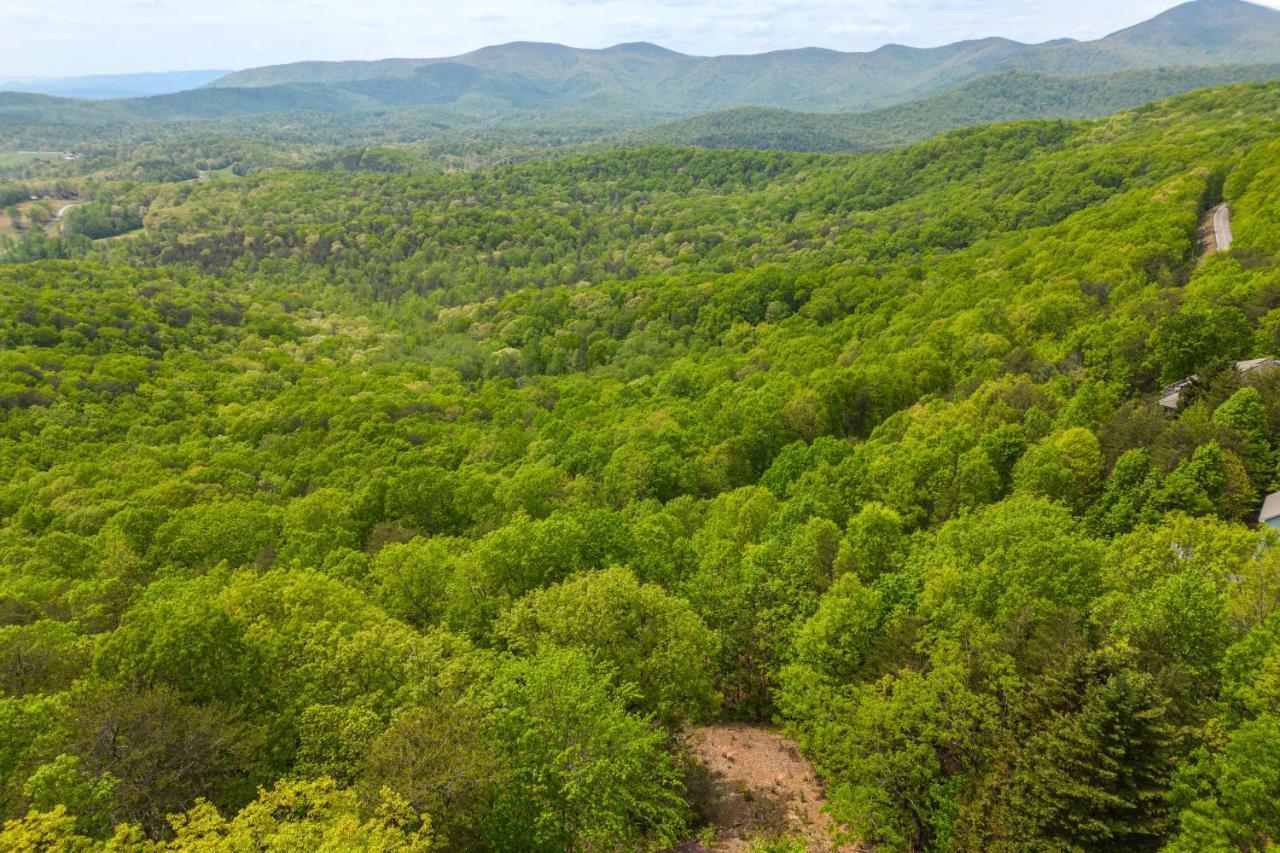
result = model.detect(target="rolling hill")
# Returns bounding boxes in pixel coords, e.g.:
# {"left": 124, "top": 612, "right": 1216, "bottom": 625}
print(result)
{"left": 632, "top": 62, "right": 1280, "bottom": 151}
{"left": 0, "top": 70, "right": 230, "bottom": 100}
{"left": 5, "top": 77, "right": 1280, "bottom": 850}
{"left": 205, "top": 0, "right": 1280, "bottom": 115}
{"left": 3, "top": 0, "right": 1280, "bottom": 154}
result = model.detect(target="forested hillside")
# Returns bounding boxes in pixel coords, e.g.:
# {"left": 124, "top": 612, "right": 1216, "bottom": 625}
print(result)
{"left": 3, "top": 79, "right": 1280, "bottom": 850}
{"left": 634, "top": 64, "right": 1280, "bottom": 151}
{"left": 5, "top": 0, "right": 1280, "bottom": 158}
{"left": 208, "top": 0, "right": 1280, "bottom": 113}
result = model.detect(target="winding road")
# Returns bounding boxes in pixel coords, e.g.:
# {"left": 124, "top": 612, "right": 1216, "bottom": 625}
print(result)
{"left": 46, "top": 202, "right": 79, "bottom": 232}
{"left": 1212, "top": 203, "right": 1233, "bottom": 252}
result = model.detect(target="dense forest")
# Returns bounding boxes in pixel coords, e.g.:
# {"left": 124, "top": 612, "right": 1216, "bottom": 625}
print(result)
{"left": 3, "top": 73, "right": 1280, "bottom": 851}
{"left": 6, "top": 0, "right": 1280, "bottom": 159}
{"left": 631, "top": 64, "right": 1280, "bottom": 152}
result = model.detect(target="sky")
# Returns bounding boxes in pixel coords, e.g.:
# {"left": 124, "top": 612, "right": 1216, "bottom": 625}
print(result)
{"left": 2, "top": 0, "right": 1279, "bottom": 79}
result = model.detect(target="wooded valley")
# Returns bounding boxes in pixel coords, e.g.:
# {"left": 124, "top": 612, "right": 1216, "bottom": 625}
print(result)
{"left": 4, "top": 7, "right": 1280, "bottom": 850}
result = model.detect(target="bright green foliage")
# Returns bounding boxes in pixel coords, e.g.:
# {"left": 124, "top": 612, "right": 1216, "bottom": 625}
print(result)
{"left": 1152, "top": 309, "right": 1253, "bottom": 384}
{"left": 1214, "top": 387, "right": 1275, "bottom": 486}
{"left": 92, "top": 578, "right": 260, "bottom": 709}
{"left": 22, "top": 755, "right": 117, "bottom": 839}
{"left": 787, "top": 573, "right": 895, "bottom": 688}
{"left": 472, "top": 649, "right": 689, "bottom": 851}
{"left": 495, "top": 566, "right": 719, "bottom": 726}
{"left": 820, "top": 662, "right": 994, "bottom": 852}
{"left": 1012, "top": 427, "right": 1104, "bottom": 514}
{"left": 1087, "top": 448, "right": 1161, "bottom": 535}
{"left": 5, "top": 80, "right": 1280, "bottom": 850}
{"left": 154, "top": 779, "right": 434, "bottom": 852}
{"left": 832, "top": 502, "right": 906, "bottom": 580}
{"left": 1167, "top": 715, "right": 1280, "bottom": 852}
{"left": 0, "top": 806, "right": 101, "bottom": 852}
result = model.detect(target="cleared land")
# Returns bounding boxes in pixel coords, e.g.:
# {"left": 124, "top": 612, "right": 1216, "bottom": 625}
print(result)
{"left": 0, "top": 151, "right": 67, "bottom": 167}
{"left": 682, "top": 724, "right": 857, "bottom": 852}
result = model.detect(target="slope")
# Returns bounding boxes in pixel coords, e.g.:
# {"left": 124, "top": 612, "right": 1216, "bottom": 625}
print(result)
{"left": 633, "top": 63, "right": 1280, "bottom": 151}
{"left": 206, "top": 0, "right": 1280, "bottom": 114}
{"left": 0, "top": 70, "right": 231, "bottom": 100}
{"left": 3, "top": 79, "right": 1280, "bottom": 851}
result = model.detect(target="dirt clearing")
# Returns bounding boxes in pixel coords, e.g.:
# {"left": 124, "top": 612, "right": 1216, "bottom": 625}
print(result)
{"left": 680, "top": 723, "right": 857, "bottom": 852}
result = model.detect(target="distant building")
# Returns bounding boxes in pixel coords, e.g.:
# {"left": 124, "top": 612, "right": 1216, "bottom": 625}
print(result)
{"left": 1159, "top": 377, "right": 1196, "bottom": 411}
{"left": 1260, "top": 492, "right": 1280, "bottom": 531}
{"left": 1158, "top": 357, "right": 1280, "bottom": 411}
{"left": 1236, "top": 357, "right": 1279, "bottom": 377}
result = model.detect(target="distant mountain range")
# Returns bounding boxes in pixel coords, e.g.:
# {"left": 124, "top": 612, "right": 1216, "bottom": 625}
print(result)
{"left": 0, "top": 70, "right": 230, "bottom": 100}
{"left": 2, "top": 0, "right": 1280, "bottom": 151}
{"left": 202, "top": 0, "right": 1280, "bottom": 115}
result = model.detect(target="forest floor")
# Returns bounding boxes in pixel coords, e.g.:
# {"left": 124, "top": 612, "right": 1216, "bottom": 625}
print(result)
{"left": 678, "top": 723, "right": 858, "bottom": 852}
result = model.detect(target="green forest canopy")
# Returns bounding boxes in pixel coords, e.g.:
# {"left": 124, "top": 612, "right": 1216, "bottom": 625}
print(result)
{"left": 2, "top": 80, "right": 1280, "bottom": 850}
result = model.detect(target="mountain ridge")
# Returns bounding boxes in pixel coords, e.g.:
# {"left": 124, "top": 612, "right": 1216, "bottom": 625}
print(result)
{"left": 629, "top": 63, "right": 1280, "bottom": 151}
{"left": 4, "top": 0, "right": 1280, "bottom": 154}
{"left": 0, "top": 70, "right": 230, "bottom": 100}
{"left": 204, "top": 0, "right": 1280, "bottom": 116}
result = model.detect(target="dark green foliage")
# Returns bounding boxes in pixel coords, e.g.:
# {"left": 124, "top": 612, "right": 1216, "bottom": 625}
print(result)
{"left": 960, "top": 650, "right": 1178, "bottom": 852}
{"left": 64, "top": 202, "right": 143, "bottom": 239}
{"left": 61, "top": 684, "right": 264, "bottom": 837}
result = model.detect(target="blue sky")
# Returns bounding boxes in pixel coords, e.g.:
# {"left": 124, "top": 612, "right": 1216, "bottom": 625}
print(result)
{"left": 2, "top": 0, "right": 1278, "bottom": 78}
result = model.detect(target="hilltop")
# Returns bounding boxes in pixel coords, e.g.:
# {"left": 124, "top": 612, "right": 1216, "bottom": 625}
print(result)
{"left": 632, "top": 62, "right": 1280, "bottom": 151}
{"left": 4, "top": 0, "right": 1280, "bottom": 157}
{"left": 206, "top": 0, "right": 1280, "bottom": 114}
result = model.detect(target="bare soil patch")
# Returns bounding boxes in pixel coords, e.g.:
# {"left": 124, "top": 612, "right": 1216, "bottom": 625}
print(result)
{"left": 679, "top": 723, "right": 857, "bottom": 852}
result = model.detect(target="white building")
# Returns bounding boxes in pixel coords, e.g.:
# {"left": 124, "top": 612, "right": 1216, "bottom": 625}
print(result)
{"left": 1158, "top": 357, "right": 1280, "bottom": 411}
{"left": 1260, "top": 492, "right": 1280, "bottom": 531}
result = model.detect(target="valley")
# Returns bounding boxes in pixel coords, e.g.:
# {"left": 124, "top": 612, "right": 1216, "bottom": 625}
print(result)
{"left": 5, "top": 0, "right": 1280, "bottom": 156}
{"left": 3, "top": 2, "right": 1280, "bottom": 851}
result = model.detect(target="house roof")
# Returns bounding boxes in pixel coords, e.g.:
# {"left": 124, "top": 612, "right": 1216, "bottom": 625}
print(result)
{"left": 1260, "top": 492, "right": 1280, "bottom": 523}
{"left": 1158, "top": 358, "right": 1277, "bottom": 411}
{"left": 1237, "top": 357, "right": 1276, "bottom": 373}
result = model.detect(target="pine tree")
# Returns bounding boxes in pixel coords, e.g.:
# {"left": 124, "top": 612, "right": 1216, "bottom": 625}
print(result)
{"left": 959, "top": 648, "right": 1178, "bottom": 852}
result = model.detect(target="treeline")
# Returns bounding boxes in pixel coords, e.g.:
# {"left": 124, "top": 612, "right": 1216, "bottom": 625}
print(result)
{"left": 64, "top": 202, "right": 142, "bottom": 240}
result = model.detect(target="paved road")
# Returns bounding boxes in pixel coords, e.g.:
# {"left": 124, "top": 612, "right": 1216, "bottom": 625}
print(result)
{"left": 45, "top": 202, "right": 80, "bottom": 233}
{"left": 1213, "top": 203, "right": 1233, "bottom": 252}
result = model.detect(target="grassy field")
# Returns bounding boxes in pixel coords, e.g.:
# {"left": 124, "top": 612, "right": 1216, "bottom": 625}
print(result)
{"left": 0, "top": 151, "right": 67, "bottom": 168}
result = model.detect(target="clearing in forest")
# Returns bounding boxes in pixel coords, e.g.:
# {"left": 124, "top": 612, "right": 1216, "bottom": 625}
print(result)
{"left": 682, "top": 723, "right": 857, "bottom": 852}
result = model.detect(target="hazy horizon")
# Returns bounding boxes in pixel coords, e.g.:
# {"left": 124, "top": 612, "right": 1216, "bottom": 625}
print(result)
{"left": 4, "top": 0, "right": 1280, "bottom": 80}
